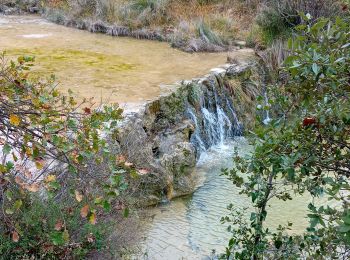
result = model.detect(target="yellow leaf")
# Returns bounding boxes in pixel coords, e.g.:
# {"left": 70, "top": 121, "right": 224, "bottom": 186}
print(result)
{"left": 63, "top": 230, "right": 70, "bottom": 242}
{"left": 35, "top": 159, "right": 44, "bottom": 170}
{"left": 89, "top": 213, "right": 97, "bottom": 225}
{"left": 75, "top": 190, "right": 83, "bottom": 202}
{"left": 9, "top": 114, "right": 20, "bottom": 126}
{"left": 25, "top": 147, "right": 32, "bottom": 156}
{"left": 45, "top": 175, "right": 56, "bottom": 182}
{"left": 12, "top": 231, "right": 19, "bottom": 242}
{"left": 80, "top": 204, "right": 89, "bottom": 218}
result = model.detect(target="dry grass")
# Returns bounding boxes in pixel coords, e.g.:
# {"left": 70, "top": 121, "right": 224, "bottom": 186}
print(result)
{"left": 39, "top": 0, "right": 262, "bottom": 51}
{"left": 5, "top": 0, "right": 348, "bottom": 51}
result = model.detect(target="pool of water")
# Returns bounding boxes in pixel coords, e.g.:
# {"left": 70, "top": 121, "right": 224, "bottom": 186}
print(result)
{"left": 0, "top": 15, "right": 254, "bottom": 110}
{"left": 138, "top": 138, "right": 321, "bottom": 259}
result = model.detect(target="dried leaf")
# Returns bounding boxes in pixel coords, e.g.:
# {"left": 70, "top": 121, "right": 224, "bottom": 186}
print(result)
{"left": 137, "top": 168, "right": 150, "bottom": 176}
{"left": 75, "top": 190, "right": 83, "bottom": 202}
{"left": 15, "top": 176, "right": 23, "bottom": 185}
{"left": 26, "top": 183, "right": 40, "bottom": 192}
{"left": 12, "top": 231, "right": 19, "bottom": 242}
{"left": 87, "top": 233, "right": 95, "bottom": 243}
{"left": 54, "top": 220, "right": 64, "bottom": 231}
{"left": 24, "top": 169, "right": 32, "bottom": 179}
{"left": 9, "top": 114, "right": 20, "bottom": 126}
{"left": 116, "top": 155, "right": 126, "bottom": 163}
{"left": 83, "top": 107, "right": 91, "bottom": 114}
{"left": 124, "top": 161, "right": 133, "bottom": 167}
{"left": 80, "top": 204, "right": 89, "bottom": 218}
{"left": 41, "top": 104, "right": 51, "bottom": 109}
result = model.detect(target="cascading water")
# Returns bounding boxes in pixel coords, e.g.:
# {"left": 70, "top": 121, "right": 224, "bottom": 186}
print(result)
{"left": 187, "top": 108, "right": 207, "bottom": 154}
{"left": 185, "top": 76, "right": 243, "bottom": 156}
{"left": 263, "top": 90, "right": 272, "bottom": 125}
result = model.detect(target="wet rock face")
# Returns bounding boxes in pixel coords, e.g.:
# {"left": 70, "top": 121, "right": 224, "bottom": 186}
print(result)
{"left": 115, "top": 61, "right": 263, "bottom": 205}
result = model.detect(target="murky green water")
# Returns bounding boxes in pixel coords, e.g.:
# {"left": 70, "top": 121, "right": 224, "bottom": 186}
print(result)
{"left": 0, "top": 15, "right": 242, "bottom": 110}
{"left": 139, "top": 138, "right": 325, "bottom": 259}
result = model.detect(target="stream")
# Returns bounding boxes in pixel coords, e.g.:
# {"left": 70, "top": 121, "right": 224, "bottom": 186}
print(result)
{"left": 0, "top": 15, "right": 235, "bottom": 110}
{"left": 138, "top": 138, "right": 315, "bottom": 259}
{"left": 1, "top": 15, "right": 320, "bottom": 260}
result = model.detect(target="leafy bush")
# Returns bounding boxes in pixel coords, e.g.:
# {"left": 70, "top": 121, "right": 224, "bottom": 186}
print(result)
{"left": 0, "top": 196, "right": 108, "bottom": 258}
{"left": 223, "top": 15, "right": 350, "bottom": 259}
{"left": 0, "top": 53, "right": 131, "bottom": 258}
{"left": 256, "top": 0, "right": 344, "bottom": 44}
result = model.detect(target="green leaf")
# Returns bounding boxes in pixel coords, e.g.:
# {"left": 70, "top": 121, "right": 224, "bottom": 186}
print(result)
{"left": 312, "top": 63, "right": 319, "bottom": 75}
{"left": 103, "top": 200, "right": 111, "bottom": 211}
{"left": 3, "top": 144, "right": 11, "bottom": 155}
{"left": 14, "top": 199, "right": 23, "bottom": 210}
{"left": 50, "top": 231, "right": 65, "bottom": 246}
{"left": 123, "top": 207, "right": 129, "bottom": 218}
{"left": 338, "top": 224, "right": 350, "bottom": 233}
{"left": 274, "top": 240, "right": 283, "bottom": 249}
{"left": 5, "top": 208, "right": 14, "bottom": 215}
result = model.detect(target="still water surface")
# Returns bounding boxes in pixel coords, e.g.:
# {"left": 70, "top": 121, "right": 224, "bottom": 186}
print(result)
{"left": 140, "top": 138, "right": 316, "bottom": 259}
{"left": 0, "top": 15, "right": 233, "bottom": 109}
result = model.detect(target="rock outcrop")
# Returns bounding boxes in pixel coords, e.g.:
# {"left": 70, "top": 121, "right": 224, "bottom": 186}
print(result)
{"left": 115, "top": 60, "right": 264, "bottom": 205}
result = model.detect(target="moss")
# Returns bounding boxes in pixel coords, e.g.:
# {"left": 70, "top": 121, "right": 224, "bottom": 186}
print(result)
{"left": 159, "top": 91, "right": 186, "bottom": 122}
{"left": 187, "top": 84, "right": 202, "bottom": 107}
{"left": 5, "top": 48, "right": 137, "bottom": 72}
{"left": 148, "top": 100, "right": 161, "bottom": 115}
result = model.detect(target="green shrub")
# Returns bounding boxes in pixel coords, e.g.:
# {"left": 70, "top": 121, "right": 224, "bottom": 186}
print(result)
{"left": 256, "top": 0, "right": 344, "bottom": 44}
{"left": 0, "top": 54, "right": 129, "bottom": 258}
{"left": 255, "top": 5, "right": 290, "bottom": 44}
{"left": 223, "top": 15, "right": 350, "bottom": 259}
{"left": 0, "top": 195, "right": 109, "bottom": 259}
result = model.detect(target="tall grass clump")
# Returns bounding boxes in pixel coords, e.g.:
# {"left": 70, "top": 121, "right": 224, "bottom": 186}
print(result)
{"left": 197, "top": 20, "right": 223, "bottom": 46}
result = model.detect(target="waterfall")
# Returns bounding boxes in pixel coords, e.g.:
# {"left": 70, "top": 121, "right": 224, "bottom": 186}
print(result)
{"left": 187, "top": 108, "right": 207, "bottom": 154}
{"left": 263, "top": 90, "right": 271, "bottom": 125}
{"left": 185, "top": 78, "right": 242, "bottom": 157}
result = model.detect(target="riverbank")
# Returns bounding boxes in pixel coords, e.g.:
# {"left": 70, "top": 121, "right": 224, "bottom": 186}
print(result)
{"left": 0, "top": 0, "right": 258, "bottom": 52}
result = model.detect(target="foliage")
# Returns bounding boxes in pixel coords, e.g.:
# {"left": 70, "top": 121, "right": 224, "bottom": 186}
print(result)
{"left": 0, "top": 53, "right": 131, "bottom": 258}
{"left": 223, "top": 15, "right": 350, "bottom": 259}
{"left": 256, "top": 0, "right": 345, "bottom": 44}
